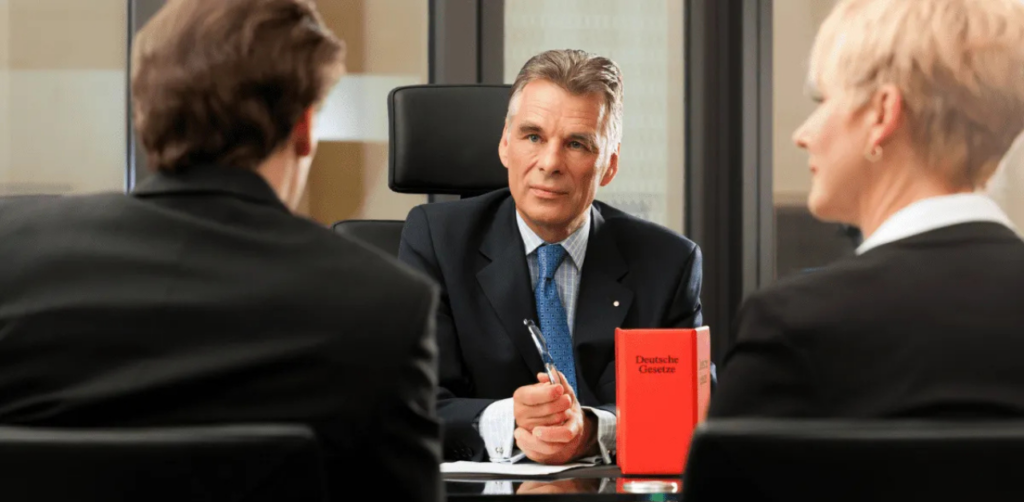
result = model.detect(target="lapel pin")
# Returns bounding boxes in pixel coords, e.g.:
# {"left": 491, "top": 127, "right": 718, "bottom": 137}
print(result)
{"left": 613, "top": 301, "right": 620, "bottom": 307}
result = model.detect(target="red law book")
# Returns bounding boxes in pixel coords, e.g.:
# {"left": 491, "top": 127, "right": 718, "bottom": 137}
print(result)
{"left": 615, "top": 327, "right": 711, "bottom": 475}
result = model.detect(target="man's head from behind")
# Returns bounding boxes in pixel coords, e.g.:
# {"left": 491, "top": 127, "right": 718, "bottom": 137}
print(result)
{"left": 131, "top": 0, "right": 345, "bottom": 210}
{"left": 499, "top": 49, "right": 623, "bottom": 243}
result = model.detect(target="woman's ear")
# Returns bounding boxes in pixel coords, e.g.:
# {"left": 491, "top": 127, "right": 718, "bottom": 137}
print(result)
{"left": 866, "top": 84, "right": 904, "bottom": 148}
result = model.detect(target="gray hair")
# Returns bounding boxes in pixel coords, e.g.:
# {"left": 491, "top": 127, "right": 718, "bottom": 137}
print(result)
{"left": 506, "top": 49, "right": 624, "bottom": 149}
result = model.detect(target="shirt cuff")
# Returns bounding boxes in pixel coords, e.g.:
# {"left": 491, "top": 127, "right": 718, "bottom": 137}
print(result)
{"left": 478, "top": 398, "right": 526, "bottom": 463}
{"left": 582, "top": 406, "right": 616, "bottom": 464}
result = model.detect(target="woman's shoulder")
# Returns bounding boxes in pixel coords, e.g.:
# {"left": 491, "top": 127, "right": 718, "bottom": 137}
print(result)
{"left": 738, "top": 252, "right": 902, "bottom": 335}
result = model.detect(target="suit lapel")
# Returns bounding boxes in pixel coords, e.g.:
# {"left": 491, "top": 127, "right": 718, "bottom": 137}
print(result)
{"left": 476, "top": 198, "right": 544, "bottom": 376}
{"left": 574, "top": 207, "right": 633, "bottom": 352}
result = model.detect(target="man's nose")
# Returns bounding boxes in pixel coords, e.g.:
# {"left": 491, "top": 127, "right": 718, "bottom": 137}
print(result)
{"left": 536, "top": 142, "right": 562, "bottom": 173}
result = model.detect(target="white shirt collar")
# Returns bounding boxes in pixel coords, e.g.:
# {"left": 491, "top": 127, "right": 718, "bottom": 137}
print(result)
{"left": 857, "top": 193, "right": 1016, "bottom": 255}
{"left": 515, "top": 208, "right": 591, "bottom": 268}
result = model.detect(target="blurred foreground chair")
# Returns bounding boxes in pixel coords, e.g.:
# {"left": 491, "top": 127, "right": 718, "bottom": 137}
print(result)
{"left": 683, "top": 419, "right": 1024, "bottom": 502}
{"left": 0, "top": 424, "right": 326, "bottom": 502}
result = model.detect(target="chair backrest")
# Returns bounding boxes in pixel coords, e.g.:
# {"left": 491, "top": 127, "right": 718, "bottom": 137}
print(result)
{"left": 682, "top": 419, "right": 1024, "bottom": 502}
{"left": 388, "top": 84, "right": 511, "bottom": 196}
{"left": 333, "top": 219, "right": 405, "bottom": 257}
{"left": 0, "top": 424, "right": 326, "bottom": 502}
{"left": 330, "top": 85, "right": 512, "bottom": 252}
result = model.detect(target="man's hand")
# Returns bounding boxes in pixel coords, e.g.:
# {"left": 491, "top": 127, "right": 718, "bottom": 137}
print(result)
{"left": 512, "top": 372, "right": 573, "bottom": 431}
{"left": 512, "top": 371, "right": 598, "bottom": 464}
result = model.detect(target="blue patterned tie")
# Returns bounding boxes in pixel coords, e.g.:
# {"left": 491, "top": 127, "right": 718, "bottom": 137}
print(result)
{"left": 535, "top": 244, "right": 577, "bottom": 395}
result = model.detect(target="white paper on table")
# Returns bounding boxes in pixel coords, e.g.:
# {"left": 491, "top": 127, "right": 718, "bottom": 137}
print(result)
{"left": 440, "top": 461, "right": 594, "bottom": 477}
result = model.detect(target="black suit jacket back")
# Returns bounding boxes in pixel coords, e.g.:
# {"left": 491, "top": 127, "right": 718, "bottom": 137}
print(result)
{"left": 399, "top": 189, "right": 702, "bottom": 460}
{"left": 0, "top": 166, "right": 441, "bottom": 502}
{"left": 710, "top": 222, "right": 1024, "bottom": 418}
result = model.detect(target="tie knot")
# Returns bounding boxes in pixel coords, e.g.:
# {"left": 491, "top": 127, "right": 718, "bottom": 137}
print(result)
{"left": 537, "top": 244, "right": 567, "bottom": 280}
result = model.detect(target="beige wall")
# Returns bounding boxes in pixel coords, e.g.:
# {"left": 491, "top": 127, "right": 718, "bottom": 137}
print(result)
{"left": 0, "top": 0, "right": 126, "bottom": 195}
{"left": 1, "top": 1, "right": 9, "bottom": 182}
{"left": 989, "top": 133, "right": 1024, "bottom": 231}
{"left": 303, "top": 0, "right": 429, "bottom": 224}
{"left": 7, "top": 0, "right": 123, "bottom": 70}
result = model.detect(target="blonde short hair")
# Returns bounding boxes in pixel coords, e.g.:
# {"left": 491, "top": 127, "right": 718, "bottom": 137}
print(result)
{"left": 507, "top": 49, "right": 624, "bottom": 150}
{"left": 809, "top": 0, "right": 1024, "bottom": 188}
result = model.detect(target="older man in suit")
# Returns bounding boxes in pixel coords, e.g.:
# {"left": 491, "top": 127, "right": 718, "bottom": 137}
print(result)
{"left": 400, "top": 49, "right": 703, "bottom": 465}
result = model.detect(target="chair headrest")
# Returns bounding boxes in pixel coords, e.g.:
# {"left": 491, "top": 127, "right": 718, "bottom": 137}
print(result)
{"left": 388, "top": 85, "right": 511, "bottom": 195}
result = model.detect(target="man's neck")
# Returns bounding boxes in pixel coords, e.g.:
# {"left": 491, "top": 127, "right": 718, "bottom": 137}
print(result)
{"left": 256, "top": 151, "right": 299, "bottom": 212}
{"left": 518, "top": 208, "right": 588, "bottom": 244}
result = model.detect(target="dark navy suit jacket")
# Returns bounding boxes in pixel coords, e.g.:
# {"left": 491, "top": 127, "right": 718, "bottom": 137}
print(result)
{"left": 399, "top": 189, "right": 703, "bottom": 460}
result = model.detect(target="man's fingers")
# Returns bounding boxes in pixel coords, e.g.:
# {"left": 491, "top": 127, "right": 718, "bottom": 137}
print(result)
{"left": 532, "top": 410, "right": 582, "bottom": 443}
{"left": 513, "top": 377, "right": 573, "bottom": 434}
{"left": 517, "top": 393, "right": 571, "bottom": 416}
{"left": 514, "top": 427, "right": 562, "bottom": 457}
{"left": 531, "top": 423, "right": 580, "bottom": 444}
{"left": 555, "top": 370, "right": 577, "bottom": 404}
{"left": 515, "top": 411, "right": 569, "bottom": 429}
{"left": 513, "top": 381, "right": 564, "bottom": 406}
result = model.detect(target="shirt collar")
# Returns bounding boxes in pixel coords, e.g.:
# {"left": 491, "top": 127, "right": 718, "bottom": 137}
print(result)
{"left": 857, "top": 193, "right": 1016, "bottom": 255}
{"left": 515, "top": 207, "right": 592, "bottom": 268}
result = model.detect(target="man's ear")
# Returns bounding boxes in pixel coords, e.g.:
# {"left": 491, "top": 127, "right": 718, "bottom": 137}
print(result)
{"left": 498, "top": 123, "right": 511, "bottom": 169}
{"left": 865, "top": 84, "right": 903, "bottom": 150}
{"left": 292, "top": 108, "right": 315, "bottom": 157}
{"left": 599, "top": 143, "right": 620, "bottom": 187}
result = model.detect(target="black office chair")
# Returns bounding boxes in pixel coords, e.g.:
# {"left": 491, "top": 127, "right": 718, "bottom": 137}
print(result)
{"left": 387, "top": 84, "right": 510, "bottom": 196}
{"left": 332, "top": 219, "right": 406, "bottom": 257}
{"left": 682, "top": 419, "right": 1024, "bottom": 501}
{"left": 0, "top": 424, "right": 327, "bottom": 502}
{"left": 331, "top": 84, "right": 511, "bottom": 256}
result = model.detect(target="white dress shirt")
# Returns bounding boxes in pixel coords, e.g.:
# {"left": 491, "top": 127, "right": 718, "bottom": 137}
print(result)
{"left": 477, "top": 208, "right": 617, "bottom": 464}
{"left": 857, "top": 193, "right": 1017, "bottom": 255}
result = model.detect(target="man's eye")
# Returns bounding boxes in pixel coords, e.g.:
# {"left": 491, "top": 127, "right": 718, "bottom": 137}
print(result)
{"left": 568, "top": 141, "right": 585, "bottom": 150}
{"left": 527, "top": 134, "right": 541, "bottom": 143}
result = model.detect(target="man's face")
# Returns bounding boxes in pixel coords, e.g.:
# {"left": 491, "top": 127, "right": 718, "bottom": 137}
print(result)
{"left": 499, "top": 79, "right": 619, "bottom": 238}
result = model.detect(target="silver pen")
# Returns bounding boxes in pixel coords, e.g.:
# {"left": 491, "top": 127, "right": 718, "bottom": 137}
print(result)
{"left": 524, "top": 318, "right": 560, "bottom": 387}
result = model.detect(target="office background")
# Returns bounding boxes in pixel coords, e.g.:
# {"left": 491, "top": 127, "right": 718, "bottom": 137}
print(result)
{"left": 1, "top": 0, "right": 1021, "bottom": 362}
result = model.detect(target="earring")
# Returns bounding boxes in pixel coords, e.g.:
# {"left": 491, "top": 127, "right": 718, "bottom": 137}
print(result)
{"left": 864, "top": 144, "right": 883, "bottom": 163}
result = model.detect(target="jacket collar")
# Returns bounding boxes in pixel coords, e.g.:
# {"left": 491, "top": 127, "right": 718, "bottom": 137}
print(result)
{"left": 857, "top": 193, "right": 1016, "bottom": 255}
{"left": 132, "top": 165, "right": 289, "bottom": 213}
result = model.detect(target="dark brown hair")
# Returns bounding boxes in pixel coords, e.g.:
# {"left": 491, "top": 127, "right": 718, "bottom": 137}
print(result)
{"left": 131, "top": 0, "right": 346, "bottom": 173}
